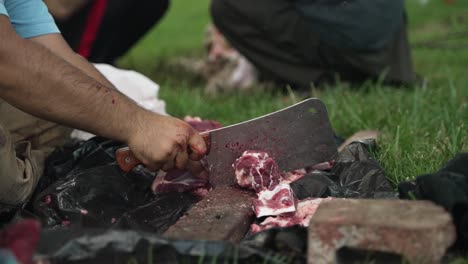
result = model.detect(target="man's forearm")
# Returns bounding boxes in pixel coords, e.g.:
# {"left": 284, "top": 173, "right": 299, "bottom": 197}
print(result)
{"left": 43, "top": 0, "right": 89, "bottom": 21}
{"left": 61, "top": 52, "right": 116, "bottom": 88}
{"left": 0, "top": 20, "right": 146, "bottom": 143}
{"left": 30, "top": 34, "right": 116, "bottom": 89}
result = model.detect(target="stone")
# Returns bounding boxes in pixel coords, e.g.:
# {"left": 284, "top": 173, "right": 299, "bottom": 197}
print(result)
{"left": 308, "top": 199, "right": 455, "bottom": 264}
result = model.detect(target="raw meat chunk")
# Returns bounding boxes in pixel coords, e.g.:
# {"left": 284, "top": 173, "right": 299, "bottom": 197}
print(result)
{"left": 250, "top": 197, "right": 333, "bottom": 234}
{"left": 233, "top": 151, "right": 282, "bottom": 192}
{"left": 310, "top": 160, "right": 334, "bottom": 171}
{"left": 253, "top": 183, "right": 296, "bottom": 217}
{"left": 281, "top": 169, "right": 307, "bottom": 184}
{"left": 153, "top": 170, "right": 209, "bottom": 193}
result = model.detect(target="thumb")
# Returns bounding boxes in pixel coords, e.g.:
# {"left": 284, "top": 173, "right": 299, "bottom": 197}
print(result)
{"left": 188, "top": 132, "right": 208, "bottom": 161}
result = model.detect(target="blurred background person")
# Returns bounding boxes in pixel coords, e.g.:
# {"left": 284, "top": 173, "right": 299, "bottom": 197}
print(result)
{"left": 210, "top": 0, "right": 416, "bottom": 88}
{"left": 44, "top": 0, "right": 169, "bottom": 64}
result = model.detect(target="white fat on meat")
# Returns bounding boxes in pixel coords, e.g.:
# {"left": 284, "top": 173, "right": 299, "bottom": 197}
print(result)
{"left": 233, "top": 151, "right": 281, "bottom": 192}
{"left": 281, "top": 169, "right": 307, "bottom": 184}
{"left": 232, "top": 150, "right": 335, "bottom": 233}
{"left": 253, "top": 183, "right": 296, "bottom": 218}
{"left": 250, "top": 197, "right": 333, "bottom": 234}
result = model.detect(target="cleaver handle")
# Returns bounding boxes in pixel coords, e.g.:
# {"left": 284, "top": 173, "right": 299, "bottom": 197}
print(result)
{"left": 115, "top": 132, "right": 211, "bottom": 173}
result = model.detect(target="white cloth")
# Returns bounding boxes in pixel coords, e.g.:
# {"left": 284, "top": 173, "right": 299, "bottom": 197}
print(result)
{"left": 71, "top": 64, "right": 168, "bottom": 140}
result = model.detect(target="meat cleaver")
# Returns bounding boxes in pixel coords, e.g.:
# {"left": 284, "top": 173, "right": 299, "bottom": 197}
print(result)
{"left": 115, "top": 98, "right": 337, "bottom": 187}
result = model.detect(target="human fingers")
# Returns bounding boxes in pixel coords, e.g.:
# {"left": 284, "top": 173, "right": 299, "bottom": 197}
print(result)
{"left": 161, "top": 150, "right": 177, "bottom": 172}
{"left": 145, "top": 161, "right": 163, "bottom": 172}
{"left": 175, "top": 146, "right": 189, "bottom": 170}
{"left": 188, "top": 133, "right": 207, "bottom": 161}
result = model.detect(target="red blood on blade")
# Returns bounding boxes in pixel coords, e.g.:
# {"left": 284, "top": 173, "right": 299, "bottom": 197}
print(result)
{"left": 233, "top": 151, "right": 282, "bottom": 192}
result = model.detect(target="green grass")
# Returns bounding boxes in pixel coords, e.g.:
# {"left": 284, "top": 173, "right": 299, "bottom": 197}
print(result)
{"left": 119, "top": 0, "right": 468, "bottom": 186}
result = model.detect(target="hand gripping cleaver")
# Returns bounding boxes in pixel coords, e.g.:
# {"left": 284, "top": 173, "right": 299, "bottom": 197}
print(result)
{"left": 115, "top": 98, "right": 337, "bottom": 187}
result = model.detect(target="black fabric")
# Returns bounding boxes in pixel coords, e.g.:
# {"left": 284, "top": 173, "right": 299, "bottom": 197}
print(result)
{"left": 294, "top": 0, "right": 405, "bottom": 51}
{"left": 55, "top": 0, "right": 169, "bottom": 64}
{"left": 210, "top": 0, "right": 415, "bottom": 88}
{"left": 291, "top": 140, "right": 396, "bottom": 199}
{"left": 398, "top": 153, "right": 468, "bottom": 250}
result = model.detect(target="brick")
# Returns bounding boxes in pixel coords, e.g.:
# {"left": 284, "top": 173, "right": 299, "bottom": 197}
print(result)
{"left": 164, "top": 186, "right": 255, "bottom": 243}
{"left": 308, "top": 199, "right": 455, "bottom": 264}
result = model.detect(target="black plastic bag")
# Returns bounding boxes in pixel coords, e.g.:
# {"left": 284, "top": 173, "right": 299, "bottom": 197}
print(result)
{"left": 29, "top": 137, "right": 200, "bottom": 233}
{"left": 115, "top": 192, "right": 200, "bottom": 234}
{"left": 32, "top": 163, "right": 155, "bottom": 228}
{"left": 35, "top": 228, "right": 298, "bottom": 264}
{"left": 35, "top": 137, "right": 124, "bottom": 194}
{"left": 2, "top": 138, "right": 121, "bottom": 228}
{"left": 291, "top": 140, "right": 396, "bottom": 200}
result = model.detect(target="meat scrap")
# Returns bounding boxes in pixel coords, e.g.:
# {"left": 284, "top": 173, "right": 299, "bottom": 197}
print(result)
{"left": 232, "top": 150, "right": 334, "bottom": 233}
{"left": 234, "top": 150, "right": 290, "bottom": 219}
{"left": 233, "top": 151, "right": 282, "bottom": 192}
{"left": 281, "top": 169, "right": 307, "bottom": 184}
{"left": 281, "top": 161, "right": 335, "bottom": 184}
{"left": 250, "top": 198, "right": 333, "bottom": 233}
{"left": 153, "top": 170, "right": 209, "bottom": 194}
{"left": 310, "top": 160, "right": 334, "bottom": 171}
{"left": 253, "top": 184, "right": 295, "bottom": 218}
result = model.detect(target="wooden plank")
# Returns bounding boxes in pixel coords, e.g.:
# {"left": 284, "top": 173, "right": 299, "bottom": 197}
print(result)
{"left": 164, "top": 186, "right": 255, "bottom": 243}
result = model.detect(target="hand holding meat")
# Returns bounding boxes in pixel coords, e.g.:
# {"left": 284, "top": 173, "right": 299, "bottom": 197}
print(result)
{"left": 127, "top": 112, "right": 207, "bottom": 172}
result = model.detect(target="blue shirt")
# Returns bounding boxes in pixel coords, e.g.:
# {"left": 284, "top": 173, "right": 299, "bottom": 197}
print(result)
{"left": 294, "top": 0, "right": 404, "bottom": 51}
{"left": 0, "top": 0, "right": 59, "bottom": 38}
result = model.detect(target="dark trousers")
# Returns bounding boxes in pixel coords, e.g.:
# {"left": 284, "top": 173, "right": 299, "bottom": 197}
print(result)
{"left": 210, "top": 0, "right": 415, "bottom": 88}
{"left": 57, "top": 0, "right": 169, "bottom": 64}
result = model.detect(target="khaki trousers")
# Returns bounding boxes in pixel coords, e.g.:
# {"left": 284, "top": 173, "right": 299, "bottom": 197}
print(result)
{"left": 0, "top": 100, "right": 71, "bottom": 206}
